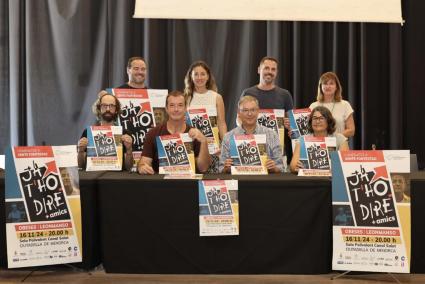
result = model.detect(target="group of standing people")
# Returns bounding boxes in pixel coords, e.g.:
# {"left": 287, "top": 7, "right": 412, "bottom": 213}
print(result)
{"left": 78, "top": 56, "right": 356, "bottom": 174}
{"left": 180, "top": 56, "right": 355, "bottom": 174}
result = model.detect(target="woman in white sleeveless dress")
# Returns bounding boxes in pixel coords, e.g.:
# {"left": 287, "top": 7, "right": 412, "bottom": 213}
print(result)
{"left": 184, "top": 61, "right": 227, "bottom": 172}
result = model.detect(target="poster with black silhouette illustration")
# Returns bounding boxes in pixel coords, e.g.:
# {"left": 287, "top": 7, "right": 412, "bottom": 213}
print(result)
{"left": 257, "top": 109, "right": 285, "bottom": 152}
{"left": 229, "top": 134, "right": 267, "bottom": 175}
{"left": 156, "top": 133, "right": 195, "bottom": 175}
{"left": 331, "top": 150, "right": 410, "bottom": 273}
{"left": 86, "top": 125, "right": 122, "bottom": 171}
{"left": 298, "top": 136, "right": 336, "bottom": 176}
{"left": 198, "top": 180, "right": 239, "bottom": 236}
{"left": 5, "top": 146, "right": 82, "bottom": 268}
{"left": 111, "top": 88, "right": 168, "bottom": 170}
{"left": 288, "top": 108, "right": 311, "bottom": 139}
{"left": 186, "top": 107, "right": 219, "bottom": 154}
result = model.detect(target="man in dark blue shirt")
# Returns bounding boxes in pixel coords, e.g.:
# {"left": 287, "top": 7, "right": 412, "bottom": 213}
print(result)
{"left": 240, "top": 56, "right": 293, "bottom": 111}
{"left": 240, "top": 56, "right": 294, "bottom": 166}
{"left": 117, "top": 56, "right": 149, "bottom": 89}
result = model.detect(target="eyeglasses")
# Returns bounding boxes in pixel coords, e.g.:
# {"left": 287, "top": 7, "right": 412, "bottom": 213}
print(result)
{"left": 239, "top": 108, "right": 259, "bottom": 114}
{"left": 312, "top": 116, "right": 325, "bottom": 122}
{"left": 100, "top": 104, "right": 116, "bottom": 110}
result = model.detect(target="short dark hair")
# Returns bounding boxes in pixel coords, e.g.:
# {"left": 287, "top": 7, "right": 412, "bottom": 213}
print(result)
{"left": 127, "top": 56, "right": 147, "bottom": 68}
{"left": 92, "top": 93, "right": 122, "bottom": 120}
{"left": 166, "top": 90, "right": 187, "bottom": 107}
{"left": 259, "top": 56, "right": 279, "bottom": 66}
{"left": 308, "top": 106, "right": 336, "bottom": 135}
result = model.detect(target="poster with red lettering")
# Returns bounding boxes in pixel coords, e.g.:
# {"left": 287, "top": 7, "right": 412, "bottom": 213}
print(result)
{"left": 257, "top": 109, "right": 285, "bottom": 151}
{"left": 298, "top": 136, "right": 336, "bottom": 176}
{"left": 86, "top": 125, "right": 122, "bottom": 171}
{"left": 112, "top": 88, "right": 167, "bottom": 170}
{"left": 5, "top": 146, "right": 82, "bottom": 268}
{"left": 331, "top": 150, "right": 410, "bottom": 273}
{"left": 198, "top": 180, "right": 239, "bottom": 236}
{"left": 230, "top": 134, "right": 268, "bottom": 175}
{"left": 156, "top": 133, "right": 196, "bottom": 175}
{"left": 186, "top": 107, "right": 219, "bottom": 155}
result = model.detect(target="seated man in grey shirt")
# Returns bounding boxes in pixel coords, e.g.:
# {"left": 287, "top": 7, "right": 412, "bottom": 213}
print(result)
{"left": 220, "top": 96, "right": 284, "bottom": 173}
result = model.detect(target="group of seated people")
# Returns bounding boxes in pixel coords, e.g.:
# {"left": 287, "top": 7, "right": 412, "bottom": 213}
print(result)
{"left": 78, "top": 55, "right": 355, "bottom": 174}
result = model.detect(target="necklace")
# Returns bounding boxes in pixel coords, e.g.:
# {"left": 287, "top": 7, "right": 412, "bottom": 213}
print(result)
{"left": 321, "top": 101, "right": 336, "bottom": 114}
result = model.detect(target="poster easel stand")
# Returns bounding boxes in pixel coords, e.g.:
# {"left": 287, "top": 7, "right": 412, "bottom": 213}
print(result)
{"left": 387, "top": 273, "right": 402, "bottom": 284}
{"left": 19, "top": 264, "right": 91, "bottom": 282}
{"left": 21, "top": 268, "right": 37, "bottom": 282}
{"left": 63, "top": 263, "right": 90, "bottom": 273}
{"left": 331, "top": 271, "right": 402, "bottom": 283}
{"left": 331, "top": 270, "right": 351, "bottom": 280}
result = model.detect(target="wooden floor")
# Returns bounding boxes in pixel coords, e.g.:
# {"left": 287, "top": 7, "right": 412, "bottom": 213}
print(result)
{"left": 1, "top": 267, "right": 424, "bottom": 284}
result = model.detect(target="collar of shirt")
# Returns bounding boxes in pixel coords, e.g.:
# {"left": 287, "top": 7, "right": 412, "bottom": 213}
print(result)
{"left": 237, "top": 123, "right": 262, "bottom": 135}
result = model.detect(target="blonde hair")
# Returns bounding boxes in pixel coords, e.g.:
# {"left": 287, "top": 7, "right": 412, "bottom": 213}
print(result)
{"left": 238, "top": 95, "right": 259, "bottom": 109}
{"left": 316, "top": 72, "right": 343, "bottom": 102}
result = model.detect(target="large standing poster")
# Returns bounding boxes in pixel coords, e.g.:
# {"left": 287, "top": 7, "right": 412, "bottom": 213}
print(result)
{"left": 331, "top": 150, "right": 410, "bottom": 273}
{"left": 198, "top": 180, "right": 239, "bottom": 236}
{"left": 5, "top": 146, "right": 82, "bottom": 268}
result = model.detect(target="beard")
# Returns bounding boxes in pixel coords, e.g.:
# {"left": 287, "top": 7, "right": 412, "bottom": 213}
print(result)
{"left": 263, "top": 73, "right": 275, "bottom": 83}
{"left": 101, "top": 111, "right": 117, "bottom": 122}
{"left": 131, "top": 74, "right": 145, "bottom": 84}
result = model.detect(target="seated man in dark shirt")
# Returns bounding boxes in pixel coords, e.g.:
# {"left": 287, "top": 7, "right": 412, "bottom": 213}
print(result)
{"left": 78, "top": 93, "right": 133, "bottom": 171}
{"left": 137, "top": 91, "right": 211, "bottom": 174}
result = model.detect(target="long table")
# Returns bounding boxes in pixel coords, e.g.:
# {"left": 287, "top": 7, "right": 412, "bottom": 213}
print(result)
{"left": 2, "top": 170, "right": 425, "bottom": 273}
{"left": 0, "top": 170, "right": 102, "bottom": 270}
{"left": 97, "top": 173, "right": 333, "bottom": 274}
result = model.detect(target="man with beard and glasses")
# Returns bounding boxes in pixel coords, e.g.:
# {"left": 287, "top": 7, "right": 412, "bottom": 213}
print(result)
{"left": 240, "top": 56, "right": 294, "bottom": 168}
{"left": 117, "top": 56, "right": 149, "bottom": 89}
{"left": 77, "top": 93, "right": 134, "bottom": 170}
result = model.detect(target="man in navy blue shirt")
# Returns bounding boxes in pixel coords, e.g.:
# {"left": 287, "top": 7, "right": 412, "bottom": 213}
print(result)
{"left": 240, "top": 56, "right": 293, "bottom": 111}
{"left": 118, "top": 56, "right": 148, "bottom": 89}
{"left": 240, "top": 56, "right": 294, "bottom": 165}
